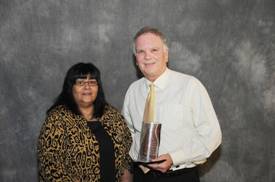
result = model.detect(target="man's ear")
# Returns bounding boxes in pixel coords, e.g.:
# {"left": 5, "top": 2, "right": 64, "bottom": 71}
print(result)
{"left": 165, "top": 49, "right": 169, "bottom": 63}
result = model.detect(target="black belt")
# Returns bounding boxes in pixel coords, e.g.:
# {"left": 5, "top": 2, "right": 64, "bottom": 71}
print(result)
{"left": 164, "top": 167, "right": 197, "bottom": 176}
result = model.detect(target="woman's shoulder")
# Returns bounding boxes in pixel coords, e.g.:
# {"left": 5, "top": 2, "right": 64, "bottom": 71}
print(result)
{"left": 104, "top": 104, "right": 120, "bottom": 114}
{"left": 43, "top": 105, "right": 78, "bottom": 128}
{"left": 47, "top": 105, "right": 70, "bottom": 116}
{"left": 102, "top": 104, "right": 129, "bottom": 132}
{"left": 46, "top": 105, "right": 77, "bottom": 124}
{"left": 102, "top": 104, "right": 124, "bottom": 121}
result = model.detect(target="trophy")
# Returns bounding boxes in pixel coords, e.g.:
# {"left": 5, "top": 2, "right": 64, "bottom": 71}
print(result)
{"left": 138, "top": 122, "right": 161, "bottom": 162}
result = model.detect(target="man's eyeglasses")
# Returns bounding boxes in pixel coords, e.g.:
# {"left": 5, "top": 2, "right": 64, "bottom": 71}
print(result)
{"left": 75, "top": 79, "right": 98, "bottom": 87}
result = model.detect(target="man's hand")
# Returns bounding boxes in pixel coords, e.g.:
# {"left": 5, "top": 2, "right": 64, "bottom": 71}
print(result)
{"left": 147, "top": 154, "right": 173, "bottom": 173}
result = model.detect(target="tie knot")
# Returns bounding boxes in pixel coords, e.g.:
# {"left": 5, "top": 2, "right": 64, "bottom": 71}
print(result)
{"left": 149, "top": 83, "right": 155, "bottom": 90}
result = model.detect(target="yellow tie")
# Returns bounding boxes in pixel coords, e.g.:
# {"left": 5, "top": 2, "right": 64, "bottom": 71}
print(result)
{"left": 143, "top": 84, "right": 155, "bottom": 123}
{"left": 140, "top": 84, "right": 156, "bottom": 173}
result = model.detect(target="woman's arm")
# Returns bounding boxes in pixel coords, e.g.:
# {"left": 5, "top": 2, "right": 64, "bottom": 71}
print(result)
{"left": 37, "top": 112, "right": 73, "bottom": 182}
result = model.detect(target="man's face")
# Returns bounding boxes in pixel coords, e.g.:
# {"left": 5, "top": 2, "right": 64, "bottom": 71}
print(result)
{"left": 135, "top": 33, "right": 168, "bottom": 81}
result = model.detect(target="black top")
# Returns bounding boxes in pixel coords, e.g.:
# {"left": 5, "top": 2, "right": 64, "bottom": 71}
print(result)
{"left": 87, "top": 121, "right": 115, "bottom": 182}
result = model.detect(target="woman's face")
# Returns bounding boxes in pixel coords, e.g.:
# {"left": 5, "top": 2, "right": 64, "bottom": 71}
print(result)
{"left": 72, "top": 74, "right": 98, "bottom": 108}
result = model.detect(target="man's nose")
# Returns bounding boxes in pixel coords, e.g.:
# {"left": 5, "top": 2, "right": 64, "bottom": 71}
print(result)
{"left": 144, "top": 51, "right": 152, "bottom": 59}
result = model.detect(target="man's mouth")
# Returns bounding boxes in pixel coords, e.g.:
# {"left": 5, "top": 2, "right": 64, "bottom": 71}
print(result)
{"left": 144, "top": 62, "right": 155, "bottom": 66}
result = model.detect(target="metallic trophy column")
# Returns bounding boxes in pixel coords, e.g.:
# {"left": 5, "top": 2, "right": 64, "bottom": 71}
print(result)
{"left": 138, "top": 122, "right": 161, "bottom": 162}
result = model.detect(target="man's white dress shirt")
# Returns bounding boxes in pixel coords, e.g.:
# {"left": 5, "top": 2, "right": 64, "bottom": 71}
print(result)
{"left": 122, "top": 68, "right": 222, "bottom": 170}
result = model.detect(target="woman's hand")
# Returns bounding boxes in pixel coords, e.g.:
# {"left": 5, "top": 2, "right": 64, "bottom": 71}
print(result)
{"left": 120, "top": 169, "right": 133, "bottom": 182}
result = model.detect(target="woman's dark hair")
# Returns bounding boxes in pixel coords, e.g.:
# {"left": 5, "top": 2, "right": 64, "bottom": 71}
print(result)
{"left": 47, "top": 62, "right": 107, "bottom": 118}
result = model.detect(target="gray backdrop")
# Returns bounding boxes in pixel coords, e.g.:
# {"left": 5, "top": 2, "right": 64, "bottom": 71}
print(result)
{"left": 0, "top": 0, "right": 274, "bottom": 181}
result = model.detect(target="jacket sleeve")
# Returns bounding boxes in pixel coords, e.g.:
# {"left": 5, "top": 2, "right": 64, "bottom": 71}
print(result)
{"left": 37, "top": 111, "right": 73, "bottom": 182}
{"left": 121, "top": 116, "right": 133, "bottom": 170}
{"left": 114, "top": 110, "right": 132, "bottom": 175}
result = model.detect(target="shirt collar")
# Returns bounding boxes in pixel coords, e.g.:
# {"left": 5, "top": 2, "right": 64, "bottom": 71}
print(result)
{"left": 144, "top": 68, "right": 170, "bottom": 90}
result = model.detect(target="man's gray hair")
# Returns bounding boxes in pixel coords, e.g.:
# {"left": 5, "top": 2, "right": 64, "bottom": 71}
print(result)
{"left": 132, "top": 26, "right": 168, "bottom": 54}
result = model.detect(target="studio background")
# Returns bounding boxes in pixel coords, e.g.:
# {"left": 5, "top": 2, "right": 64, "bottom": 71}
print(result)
{"left": 0, "top": 0, "right": 274, "bottom": 181}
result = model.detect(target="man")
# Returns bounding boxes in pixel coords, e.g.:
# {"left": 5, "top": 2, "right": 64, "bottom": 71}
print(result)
{"left": 122, "top": 26, "right": 222, "bottom": 182}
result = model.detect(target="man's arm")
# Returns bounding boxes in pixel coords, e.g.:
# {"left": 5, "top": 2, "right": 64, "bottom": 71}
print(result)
{"left": 122, "top": 89, "right": 135, "bottom": 134}
{"left": 170, "top": 78, "right": 222, "bottom": 167}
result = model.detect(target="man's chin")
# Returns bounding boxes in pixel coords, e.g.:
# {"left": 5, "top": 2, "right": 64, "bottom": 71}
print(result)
{"left": 143, "top": 73, "right": 158, "bottom": 81}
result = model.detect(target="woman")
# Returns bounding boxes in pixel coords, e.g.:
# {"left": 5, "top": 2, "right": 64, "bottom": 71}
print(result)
{"left": 38, "top": 62, "right": 132, "bottom": 182}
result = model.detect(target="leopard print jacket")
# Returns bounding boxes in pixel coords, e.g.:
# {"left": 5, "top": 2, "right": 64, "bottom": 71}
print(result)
{"left": 37, "top": 104, "right": 132, "bottom": 182}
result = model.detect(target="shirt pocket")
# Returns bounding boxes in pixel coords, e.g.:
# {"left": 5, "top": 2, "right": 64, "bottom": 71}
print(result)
{"left": 160, "top": 103, "right": 192, "bottom": 131}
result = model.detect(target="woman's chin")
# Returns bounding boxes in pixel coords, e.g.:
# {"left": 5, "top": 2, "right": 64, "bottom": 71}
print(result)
{"left": 78, "top": 101, "right": 94, "bottom": 108}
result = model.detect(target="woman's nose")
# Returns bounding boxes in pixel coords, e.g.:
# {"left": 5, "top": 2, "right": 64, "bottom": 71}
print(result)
{"left": 83, "top": 82, "right": 91, "bottom": 88}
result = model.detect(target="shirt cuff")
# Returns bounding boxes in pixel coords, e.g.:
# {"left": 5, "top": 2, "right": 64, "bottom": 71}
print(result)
{"left": 170, "top": 150, "right": 185, "bottom": 166}
{"left": 170, "top": 150, "right": 207, "bottom": 167}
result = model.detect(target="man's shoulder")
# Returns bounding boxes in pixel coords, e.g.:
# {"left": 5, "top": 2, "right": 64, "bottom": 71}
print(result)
{"left": 170, "top": 69, "right": 208, "bottom": 94}
{"left": 127, "top": 77, "right": 145, "bottom": 89}
{"left": 168, "top": 69, "right": 197, "bottom": 82}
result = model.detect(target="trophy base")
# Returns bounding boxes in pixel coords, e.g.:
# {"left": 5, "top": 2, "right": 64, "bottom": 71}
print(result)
{"left": 135, "top": 159, "right": 166, "bottom": 164}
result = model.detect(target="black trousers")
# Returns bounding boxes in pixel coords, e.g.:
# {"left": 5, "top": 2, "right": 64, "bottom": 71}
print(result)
{"left": 133, "top": 164, "right": 200, "bottom": 182}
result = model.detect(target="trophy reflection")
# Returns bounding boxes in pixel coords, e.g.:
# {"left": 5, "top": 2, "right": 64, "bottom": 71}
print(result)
{"left": 138, "top": 122, "right": 161, "bottom": 162}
